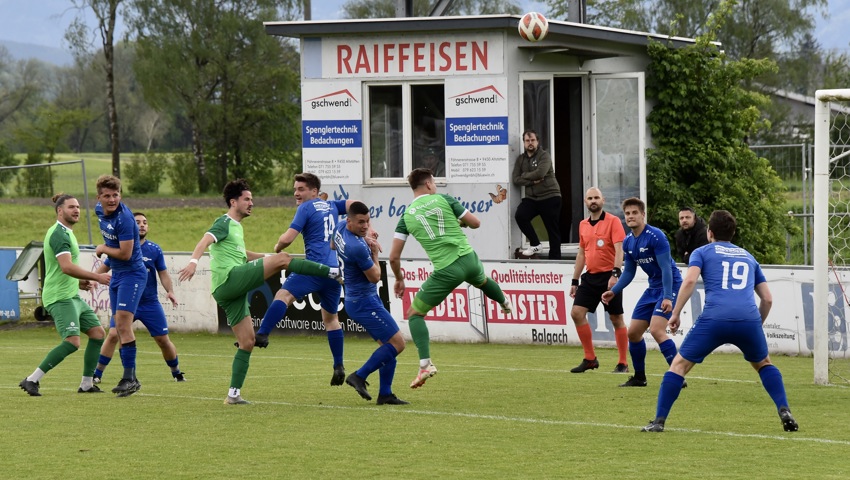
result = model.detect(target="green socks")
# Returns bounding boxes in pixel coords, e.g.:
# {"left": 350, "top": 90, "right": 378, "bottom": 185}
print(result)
{"left": 288, "top": 257, "right": 330, "bottom": 277}
{"left": 83, "top": 337, "right": 104, "bottom": 377}
{"left": 479, "top": 278, "right": 506, "bottom": 305}
{"left": 230, "top": 348, "right": 252, "bottom": 389}
{"left": 38, "top": 340, "right": 79, "bottom": 373}
{"left": 408, "top": 314, "right": 431, "bottom": 360}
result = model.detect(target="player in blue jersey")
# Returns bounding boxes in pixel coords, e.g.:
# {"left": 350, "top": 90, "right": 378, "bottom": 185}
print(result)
{"left": 642, "top": 210, "right": 797, "bottom": 432}
{"left": 602, "top": 197, "right": 683, "bottom": 387}
{"left": 334, "top": 201, "right": 408, "bottom": 405}
{"left": 92, "top": 212, "right": 185, "bottom": 384}
{"left": 94, "top": 175, "right": 147, "bottom": 397}
{"left": 256, "top": 173, "right": 357, "bottom": 385}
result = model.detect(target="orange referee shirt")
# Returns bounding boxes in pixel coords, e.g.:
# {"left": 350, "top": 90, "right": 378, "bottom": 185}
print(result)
{"left": 578, "top": 211, "right": 626, "bottom": 274}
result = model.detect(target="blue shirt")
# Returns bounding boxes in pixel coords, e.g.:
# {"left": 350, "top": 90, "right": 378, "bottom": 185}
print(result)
{"left": 290, "top": 199, "right": 346, "bottom": 267}
{"left": 689, "top": 242, "right": 765, "bottom": 322}
{"left": 105, "top": 240, "right": 166, "bottom": 304}
{"left": 333, "top": 220, "right": 378, "bottom": 300}
{"left": 95, "top": 202, "right": 144, "bottom": 274}
{"left": 616, "top": 224, "right": 682, "bottom": 298}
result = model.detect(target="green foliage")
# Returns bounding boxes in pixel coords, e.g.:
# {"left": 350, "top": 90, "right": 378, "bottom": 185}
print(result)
{"left": 14, "top": 152, "right": 51, "bottom": 197}
{"left": 124, "top": 152, "right": 166, "bottom": 194}
{"left": 645, "top": 0, "right": 789, "bottom": 264}
{"left": 167, "top": 152, "right": 198, "bottom": 196}
{"left": 0, "top": 144, "right": 18, "bottom": 197}
{"left": 342, "top": 0, "right": 521, "bottom": 18}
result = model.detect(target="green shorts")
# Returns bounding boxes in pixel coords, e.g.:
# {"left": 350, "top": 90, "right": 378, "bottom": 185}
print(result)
{"left": 213, "top": 258, "right": 265, "bottom": 327}
{"left": 46, "top": 296, "right": 101, "bottom": 339}
{"left": 412, "top": 251, "right": 487, "bottom": 313}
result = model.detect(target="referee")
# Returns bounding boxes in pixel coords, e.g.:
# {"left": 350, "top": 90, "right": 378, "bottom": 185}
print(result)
{"left": 569, "top": 188, "right": 630, "bottom": 373}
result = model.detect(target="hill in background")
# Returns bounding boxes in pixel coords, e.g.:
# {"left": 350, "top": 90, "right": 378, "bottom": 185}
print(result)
{"left": 1, "top": 39, "right": 72, "bottom": 66}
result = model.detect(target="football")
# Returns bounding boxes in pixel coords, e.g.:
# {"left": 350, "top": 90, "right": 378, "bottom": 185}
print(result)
{"left": 518, "top": 12, "right": 549, "bottom": 42}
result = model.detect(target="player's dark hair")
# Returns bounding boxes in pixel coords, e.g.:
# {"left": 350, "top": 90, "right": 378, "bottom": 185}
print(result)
{"left": 407, "top": 168, "right": 433, "bottom": 190}
{"left": 134, "top": 211, "right": 146, "bottom": 219}
{"left": 96, "top": 174, "right": 121, "bottom": 194}
{"left": 52, "top": 193, "right": 76, "bottom": 213}
{"left": 621, "top": 197, "right": 645, "bottom": 214}
{"left": 223, "top": 179, "right": 251, "bottom": 207}
{"left": 522, "top": 129, "right": 538, "bottom": 141}
{"left": 708, "top": 210, "right": 736, "bottom": 241}
{"left": 295, "top": 173, "right": 321, "bottom": 191}
{"left": 348, "top": 201, "right": 369, "bottom": 216}
{"left": 679, "top": 206, "right": 696, "bottom": 214}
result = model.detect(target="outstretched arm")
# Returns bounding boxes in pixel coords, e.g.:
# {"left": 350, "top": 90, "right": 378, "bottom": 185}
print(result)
{"left": 157, "top": 269, "right": 178, "bottom": 307}
{"left": 178, "top": 233, "right": 215, "bottom": 282}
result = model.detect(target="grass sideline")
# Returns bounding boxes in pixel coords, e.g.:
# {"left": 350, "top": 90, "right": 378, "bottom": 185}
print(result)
{"left": 0, "top": 203, "right": 301, "bottom": 253}
{"left": 1, "top": 328, "right": 848, "bottom": 479}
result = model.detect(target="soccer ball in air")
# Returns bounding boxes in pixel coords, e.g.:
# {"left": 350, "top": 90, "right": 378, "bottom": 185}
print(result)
{"left": 518, "top": 12, "right": 549, "bottom": 42}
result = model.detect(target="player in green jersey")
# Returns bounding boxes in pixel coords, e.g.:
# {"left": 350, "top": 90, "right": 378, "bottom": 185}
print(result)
{"left": 177, "top": 179, "right": 342, "bottom": 405}
{"left": 389, "top": 168, "right": 513, "bottom": 389}
{"left": 19, "top": 193, "right": 113, "bottom": 396}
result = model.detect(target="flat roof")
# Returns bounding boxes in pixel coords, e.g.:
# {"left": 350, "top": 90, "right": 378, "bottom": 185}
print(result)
{"left": 264, "top": 14, "right": 698, "bottom": 49}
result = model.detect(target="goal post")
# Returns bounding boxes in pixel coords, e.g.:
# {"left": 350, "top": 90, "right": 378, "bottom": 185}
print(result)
{"left": 813, "top": 88, "right": 850, "bottom": 385}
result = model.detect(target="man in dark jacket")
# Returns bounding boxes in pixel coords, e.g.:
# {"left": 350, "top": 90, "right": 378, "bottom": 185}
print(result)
{"left": 511, "top": 129, "right": 562, "bottom": 259}
{"left": 674, "top": 207, "right": 708, "bottom": 263}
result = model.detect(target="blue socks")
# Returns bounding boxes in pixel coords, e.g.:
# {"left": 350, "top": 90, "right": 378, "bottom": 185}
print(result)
{"left": 659, "top": 339, "right": 678, "bottom": 365}
{"left": 356, "top": 343, "right": 399, "bottom": 383}
{"left": 655, "top": 371, "right": 686, "bottom": 419}
{"left": 758, "top": 364, "right": 790, "bottom": 411}
{"left": 258, "top": 300, "right": 288, "bottom": 335}
{"left": 119, "top": 341, "right": 137, "bottom": 380}
{"left": 629, "top": 339, "right": 647, "bottom": 376}
{"left": 378, "top": 358, "right": 397, "bottom": 396}
{"left": 328, "top": 328, "right": 344, "bottom": 367}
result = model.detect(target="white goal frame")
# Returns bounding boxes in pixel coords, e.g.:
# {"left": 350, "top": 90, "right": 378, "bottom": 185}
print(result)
{"left": 813, "top": 88, "right": 850, "bottom": 385}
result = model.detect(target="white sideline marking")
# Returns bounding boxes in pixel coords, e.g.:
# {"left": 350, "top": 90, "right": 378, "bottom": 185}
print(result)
{"left": 131, "top": 392, "right": 850, "bottom": 446}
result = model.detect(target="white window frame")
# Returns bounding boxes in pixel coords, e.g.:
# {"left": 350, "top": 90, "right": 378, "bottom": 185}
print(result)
{"left": 362, "top": 80, "right": 446, "bottom": 185}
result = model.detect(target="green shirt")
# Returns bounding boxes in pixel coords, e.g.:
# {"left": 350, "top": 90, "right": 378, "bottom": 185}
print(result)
{"left": 207, "top": 214, "right": 247, "bottom": 293}
{"left": 395, "top": 193, "right": 473, "bottom": 271}
{"left": 43, "top": 221, "right": 81, "bottom": 307}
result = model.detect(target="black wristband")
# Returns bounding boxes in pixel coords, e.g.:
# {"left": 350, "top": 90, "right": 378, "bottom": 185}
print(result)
{"left": 571, "top": 278, "right": 579, "bottom": 286}
{"left": 612, "top": 267, "right": 622, "bottom": 278}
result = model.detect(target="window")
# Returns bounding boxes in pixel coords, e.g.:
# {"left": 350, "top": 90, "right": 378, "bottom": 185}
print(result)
{"left": 367, "top": 83, "right": 445, "bottom": 181}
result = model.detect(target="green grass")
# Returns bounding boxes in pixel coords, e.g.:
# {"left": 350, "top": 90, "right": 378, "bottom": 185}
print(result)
{"left": 0, "top": 204, "right": 302, "bottom": 253}
{"left": 0, "top": 328, "right": 848, "bottom": 479}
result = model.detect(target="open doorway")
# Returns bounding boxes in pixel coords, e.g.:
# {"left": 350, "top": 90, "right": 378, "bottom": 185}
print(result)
{"left": 521, "top": 77, "right": 584, "bottom": 252}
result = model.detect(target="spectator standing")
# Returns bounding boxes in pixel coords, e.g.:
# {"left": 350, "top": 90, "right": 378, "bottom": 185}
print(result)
{"left": 674, "top": 207, "right": 708, "bottom": 263}
{"left": 511, "top": 129, "right": 562, "bottom": 259}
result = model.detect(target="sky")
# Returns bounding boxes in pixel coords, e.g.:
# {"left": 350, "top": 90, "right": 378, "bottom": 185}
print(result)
{"left": 0, "top": 0, "right": 846, "bottom": 52}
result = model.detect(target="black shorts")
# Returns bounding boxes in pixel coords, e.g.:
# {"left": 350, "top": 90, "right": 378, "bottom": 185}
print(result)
{"left": 573, "top": 271, "right": 624, "bottom": 315}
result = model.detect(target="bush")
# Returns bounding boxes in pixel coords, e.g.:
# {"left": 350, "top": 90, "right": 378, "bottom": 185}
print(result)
{"left": 124, "top": 152, "right": 166, "bottom": 194}
{"left": 15, "top": 152, "right": 51, "bottom": 197}
{"left": 0, "top": 145, "right": 19, "bottom": 198}
{"left": 168, "top": 152, "right": 198, "bottom": 195}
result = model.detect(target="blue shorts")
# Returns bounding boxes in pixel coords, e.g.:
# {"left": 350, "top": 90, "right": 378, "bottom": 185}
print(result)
{"left": 344, "top": 295, "right": 400, "bottom": 343}
{"left": 110, "top": 269, "right": 147, "bottom": 316}
{"left": 678, "top": 318, "right": 769, "bottom": 363}
{"left": 631, "top": 285, "right": 680, "bottom": 322}
{"left": 109, "top": 299, "right": 169, "bottom": 337}
{"left": 283, "top": 273, "right": 341, "bottom": 314}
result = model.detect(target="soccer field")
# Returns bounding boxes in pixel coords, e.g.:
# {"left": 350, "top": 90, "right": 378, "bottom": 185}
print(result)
{"left": 1, "top": 327, "right": 848, "bottom": 479}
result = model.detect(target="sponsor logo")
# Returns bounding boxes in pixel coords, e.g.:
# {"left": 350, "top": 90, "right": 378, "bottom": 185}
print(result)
{"left": 449, "top": 85, "right": 504, "bottom": 107}
{"left": 305, "top": 89, "right": 359, "bottom": 110}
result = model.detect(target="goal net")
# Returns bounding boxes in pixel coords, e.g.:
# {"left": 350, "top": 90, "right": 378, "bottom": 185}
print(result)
{"left": 813, "top": 89, "right": 850, "bottom": 385}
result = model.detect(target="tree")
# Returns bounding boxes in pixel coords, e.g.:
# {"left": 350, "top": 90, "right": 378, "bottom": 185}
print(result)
{"left": 0, "top": 47, "right": 48, "bottom": 131}
{"left": 643, "top": 0, "right": 789, "bottom": 263}
{"left": 67, "top": 0, "right": 125, "bottom": 178}
{"left": 128, "top": 0, "right": 303, "bottom": 193}
{"left": 342, "top": 0, "right": 522, "bottom": 18}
